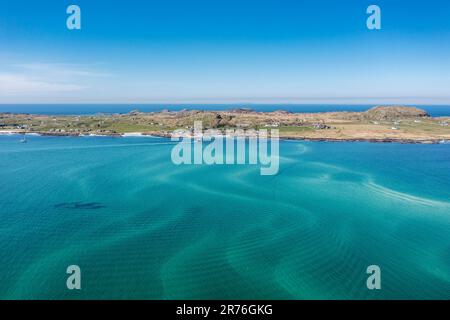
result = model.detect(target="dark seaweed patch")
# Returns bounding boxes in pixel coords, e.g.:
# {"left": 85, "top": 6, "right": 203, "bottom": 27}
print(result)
{"left": 54, "top": 202, "right": 106, "bottom": 210}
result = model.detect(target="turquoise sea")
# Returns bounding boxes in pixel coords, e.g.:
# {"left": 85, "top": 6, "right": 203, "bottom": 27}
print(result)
{"left": 0, "top": 135, "right": 449, "bottom": 299}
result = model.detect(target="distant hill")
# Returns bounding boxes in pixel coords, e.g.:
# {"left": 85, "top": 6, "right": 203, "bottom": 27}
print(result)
{"left": 363, "top": 106, "right": 429, "bottom": 121}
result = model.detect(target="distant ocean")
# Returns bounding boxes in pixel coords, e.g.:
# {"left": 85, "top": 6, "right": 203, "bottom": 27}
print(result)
{"left": 0, "top": 135, "right": 449, "bottom": 299}
{"left": 1, "top": 104, "right": 450, "bottom": 116}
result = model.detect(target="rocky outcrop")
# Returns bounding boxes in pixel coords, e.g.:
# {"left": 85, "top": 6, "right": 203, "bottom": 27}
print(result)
{"left": 228, "top": 108, "right": 254, "bottom": 114}
{"left": 128, "top": 109, "right": 141, "bottom": 116}
{"left": 212, "top": 113, "right": 233, "bottom": 127}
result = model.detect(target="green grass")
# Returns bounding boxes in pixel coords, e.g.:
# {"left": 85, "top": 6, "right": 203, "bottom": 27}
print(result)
{"left": 279, "top": 126, "right": 314, "bottom": 133}
{"left": 105, "top": 123, "right": 165, "bottom": 133}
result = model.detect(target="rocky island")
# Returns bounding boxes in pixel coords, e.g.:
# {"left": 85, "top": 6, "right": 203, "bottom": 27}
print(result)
{"left": 1, "top": 106, "right": 449, "bottom": 144}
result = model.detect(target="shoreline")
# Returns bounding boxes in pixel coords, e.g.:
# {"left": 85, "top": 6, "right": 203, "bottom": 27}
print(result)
{"left": 1, "top": 130, "right": 448, "bottom": 144}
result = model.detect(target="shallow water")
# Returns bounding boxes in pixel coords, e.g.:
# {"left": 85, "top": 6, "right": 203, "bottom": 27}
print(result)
{"left": 0, "top": 135, "right": 449, "bottom": 299}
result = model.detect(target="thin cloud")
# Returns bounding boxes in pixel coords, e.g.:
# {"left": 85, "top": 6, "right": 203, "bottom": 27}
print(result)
{"left": 0, "top": 62, "right": 113, "bottom": 97}
{"left": 0, "top": 73, "right": 84, "bottom": 94}
{"left": 14, "top": 63, "right": 112, "bottom": 78}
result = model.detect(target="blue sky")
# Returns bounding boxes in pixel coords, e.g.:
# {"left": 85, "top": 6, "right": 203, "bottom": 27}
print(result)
{"left": 1, "top": 0, "right": 450, "bottom": 104}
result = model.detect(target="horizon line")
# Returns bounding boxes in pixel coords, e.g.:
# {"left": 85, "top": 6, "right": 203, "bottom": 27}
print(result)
{"left": 1, "top": 102, "right": 450, "bottom": 106}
